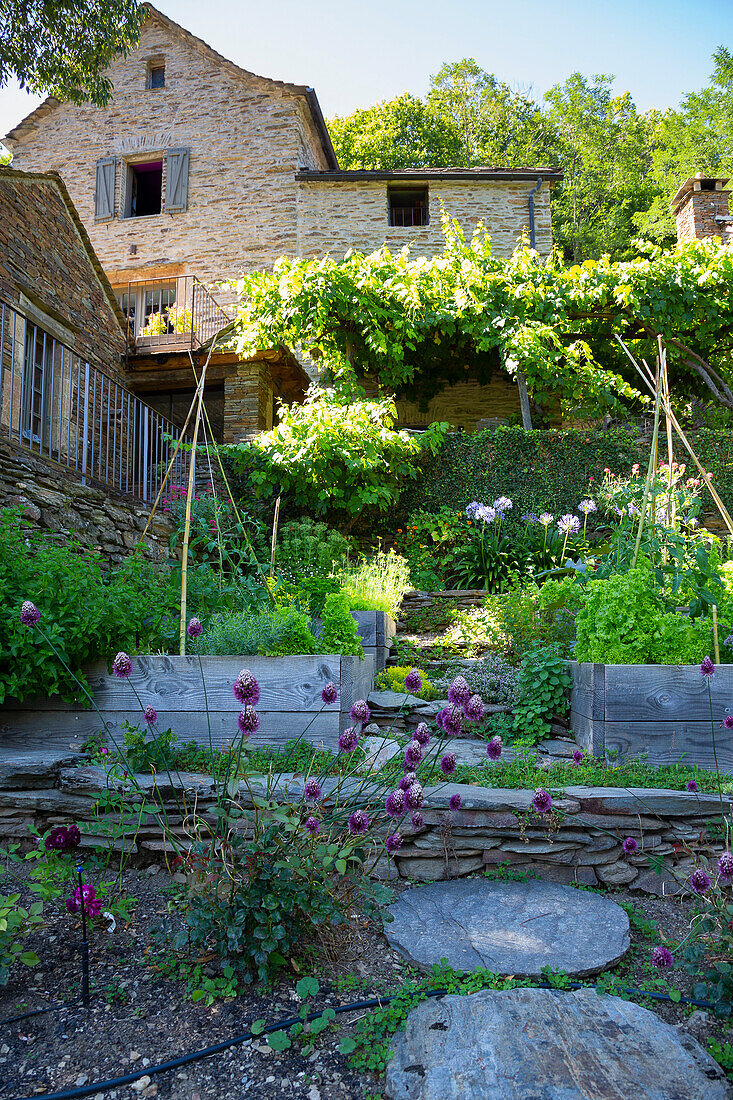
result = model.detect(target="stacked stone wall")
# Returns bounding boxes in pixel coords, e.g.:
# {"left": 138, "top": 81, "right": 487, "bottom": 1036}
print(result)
{"left": 676, "top": 188, "right": 732, "bottom": 244}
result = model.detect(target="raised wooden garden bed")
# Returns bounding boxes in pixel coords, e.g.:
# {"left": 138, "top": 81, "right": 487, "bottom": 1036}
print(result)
{"left": 0, "top": 654, "right": 375, "bottom": 754}
{"left": 570, "top": 661, "right": 733, "bottom": 770}
{"left": 350, "top": 610, "right": 395, "bottom": 671}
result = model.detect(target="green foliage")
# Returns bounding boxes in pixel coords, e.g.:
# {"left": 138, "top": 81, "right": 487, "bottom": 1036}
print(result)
{"left": 164, "top": 485, "right": 267, "bottom": 580}
{"left": 707, "top": 1038, "right": 733, "bottom": 1074}
{"left": 121, "top": 720, "right": 176, "bottom": 774}
{"left": 492, "top": 578, "right": 582, "bottom": 658}
{"left": 393, "top": 509, "right": 465, "bottom": 589}
{"left": 0, "top": 0, "right": 143, "bottom": 105}
{"left": 374, "top": 665, "right": 437, "bottom": 700}
{"left": 329, "top": 92, "right": 460, "bottom": 169}
{"left": 277, "top": 519, "right": 351, "bottom": 580}
{"left": 191, "top": 605, "right": 317, "bottom": 657}
{"left": 0, "top": 893, "right": 43, "bottom": 985}
{"left": 512, "top": 645, "right": 572, "bottom": 742}
{"left": 225, "top": 387, "right": 447, "bottom": 518}
{"left": 340, "top": 551, "right": 411, "bottom": 617}
{"left": 319, "top": 593, "right": 364, "bottom": 658}
{"left": 448, "top": 527, "right": 530, "bottom": 593}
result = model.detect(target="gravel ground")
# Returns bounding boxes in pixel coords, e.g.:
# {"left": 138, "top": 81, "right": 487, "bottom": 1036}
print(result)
{"left": 1, "top": 867, "right": 732, "bottom": 1100}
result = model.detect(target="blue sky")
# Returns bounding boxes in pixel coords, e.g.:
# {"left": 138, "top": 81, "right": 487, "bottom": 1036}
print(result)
{"left": 1, "top": 0, "right": 731, "bottom": 139}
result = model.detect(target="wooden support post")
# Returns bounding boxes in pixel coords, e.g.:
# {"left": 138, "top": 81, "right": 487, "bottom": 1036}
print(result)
{"left": 517, "top": 373, "right": 533, "bottom": 430}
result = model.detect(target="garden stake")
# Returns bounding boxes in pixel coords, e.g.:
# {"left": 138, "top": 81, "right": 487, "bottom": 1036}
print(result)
{"left": 631, "top": 353, "right": 662, "bottom": 570}
{"left": 76, "top": 866, "right": 91, "bottom": 1010}
{"left": 713, "top": 605, "right": 721, "bottom": 664}
{"left": 270, "top": 494, "right": 281, "bottom": 578}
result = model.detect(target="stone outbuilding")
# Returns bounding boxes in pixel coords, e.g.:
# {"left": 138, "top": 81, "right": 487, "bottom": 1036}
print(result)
{"left": 672, "top": 173, "right": 733, "bottom": 245}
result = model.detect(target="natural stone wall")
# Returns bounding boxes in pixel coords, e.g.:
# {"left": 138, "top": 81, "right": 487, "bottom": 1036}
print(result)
{"left": 674, "top": 180, "right": 732, "bottom": 245}
{"left": 0, "top": 439, "right": 174, "bottom": 564}
{"left": 0, "top": 757, "right": 722, "bottom": 897}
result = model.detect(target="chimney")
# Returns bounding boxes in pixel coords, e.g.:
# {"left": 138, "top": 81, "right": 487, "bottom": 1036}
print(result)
{"left": 672, "top": 172, "right": 732, "bottom": 244}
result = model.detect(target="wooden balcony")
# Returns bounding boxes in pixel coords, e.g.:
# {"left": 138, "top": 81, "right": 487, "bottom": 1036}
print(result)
{"left": 116, "top": 276, "right": 232, "bottom": 356}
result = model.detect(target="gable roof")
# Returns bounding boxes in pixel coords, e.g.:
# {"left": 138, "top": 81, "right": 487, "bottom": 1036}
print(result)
{"left": 0, "top": 165, "right": 128, "bottom": 337}
{"left": 3, "top": 3, "right": 339, "bottom": 169}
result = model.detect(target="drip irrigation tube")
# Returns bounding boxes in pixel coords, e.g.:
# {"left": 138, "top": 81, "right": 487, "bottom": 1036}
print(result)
{"left": 6, "top": 982, "right": 717, "bottom": 1100}
{"left": 0, "top": 998, "right": 81, "bottom": 1027}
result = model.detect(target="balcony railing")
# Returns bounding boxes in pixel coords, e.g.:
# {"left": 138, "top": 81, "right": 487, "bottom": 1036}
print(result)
{"left": 117, "top": 275, "right": 232, "bottom": 353}
{"left": 0, "top": 299, "right": 195, "bottom": 504}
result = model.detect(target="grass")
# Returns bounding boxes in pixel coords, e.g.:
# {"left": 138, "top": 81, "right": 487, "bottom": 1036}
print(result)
{"left": 340, "top": 551, "right": 412, "bottom": 618}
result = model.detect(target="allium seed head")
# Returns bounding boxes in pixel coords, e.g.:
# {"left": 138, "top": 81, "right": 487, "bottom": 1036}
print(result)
{"left": 463, "top": 694, "right": 485, "bottom": 724}
{"left": 405, "top": 782, "right": 424, "bottom": 810}
{"left": 622, "top": 837, "right": 638, "bottom": 855}
{"left": 686, "top": 780, "right": 699, "bottom": 792}
{"left": 718, "top": 851, "right": 733, "bottom": 885}
{"left": 20, "top": 601, "right": 40, "bottom": 625}
{"left": 304, "top": 779, "right": 322, "bottom": 802}
{"left": 304, "top": 816, "right": 320, "bottom": 836}
{"left": 413, "top": 722, "right": 431, "bottom": 746}
{"left": 404, "top": 668, "right": 423, "bottom": 694}
{"left": 439, "top": 707, "right": 463, "bottom": 737}
{"left": 237, "top": 706, "right": 259, "bottom": 735}
{"left": 144, "top": 704, "right": 158, "bottom": 725}
{"left": 112, "top": 651, "right": 132, "bottom": 679}
{"left": 348, "top": 809, "right": 370, "bottom": 835}
{"left": 700, "top": 656, "right": 715, "bottom": 677}
{"left": 385, "top": 789, "right": 405, "bottom": 818}
{"left": 399, "top": 772, "right": 417, "bottom": 791}
{"left": 447, "top": 675, "right": 471, "bottom": 707}
{"left": 486, "top": 737, "right": 503, "bottom": 761}
{"left": 449, "top": 794, "right": 462, "bottom": 811}
{"left": 321, "top": 681, "right": 338, "bottom": 705}
{"left": 532, "top": 788, "right": 553, "bottom": 814}
{"left": 724, "top": 715, "right": 733, "bottom": 730}
{"left": 690, "top": 868, "right": 712, "bottom": 895}
{"left": 651, "top": 946, "right": 673, "bottom": 969}
{"left": 338, "top": 726, "right": 359, "bottom": 753}
{"left": 572, "top": 750, "right": 584, "bottom": 765}
{"left": 411, "top": 811, "right": 424, "bottom": 830}
{"left": 404, "top": 740, "right": 423, "bottom": 769}
{"left": 386, "top": 833, "right": 403, "bottom": 855}
{"left": 186, "top": 617, "right": 203, "bottom": 638}
{"left": 350, "top": 699, "right": 371, "bottom": 724}
{"left": 233, "top": 669, "right": 261, "bottom": 705}
{"left": 440, "top": 753, "right": 457, "bottom": 776}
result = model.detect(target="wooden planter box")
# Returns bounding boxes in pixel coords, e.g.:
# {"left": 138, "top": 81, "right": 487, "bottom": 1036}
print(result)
{"left": 0, "top": 654, "right": 376, "bottom": 755}
{"left": 350, "top": 610, "right": 396, "bottom": 671}
{"left": 570, "top": 661, "right": 733, "bottom": 770}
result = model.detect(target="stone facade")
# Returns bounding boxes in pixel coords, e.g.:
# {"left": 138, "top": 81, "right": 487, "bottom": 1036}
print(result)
{"left": 673, "top": 174, "right": 733, "bottom": 245}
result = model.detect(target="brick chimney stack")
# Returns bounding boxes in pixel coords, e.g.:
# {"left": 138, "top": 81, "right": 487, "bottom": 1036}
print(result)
{"left": 672, "top": 173, "right": 732, "bottom": 244}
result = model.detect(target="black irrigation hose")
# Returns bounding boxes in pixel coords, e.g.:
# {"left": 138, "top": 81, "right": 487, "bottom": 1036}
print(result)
{"left": 5, "top": 982, "right": 718, "bottom": 1100}
{"left": 0, "top": 998, "right": 81, "bottom": 1027}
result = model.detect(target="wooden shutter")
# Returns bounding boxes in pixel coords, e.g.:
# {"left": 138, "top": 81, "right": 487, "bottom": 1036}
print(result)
{"left": 164, "top": 147, "right": 190, "bottom": 212}
{"left": 94, "top": 157, "right": 115, "bottom": 220}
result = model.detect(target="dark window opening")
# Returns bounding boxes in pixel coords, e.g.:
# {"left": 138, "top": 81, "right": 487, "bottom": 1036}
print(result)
{"left": 22, "top": 323, "right": 52, "bottom": 445}
{"left": 389, "top": 187, "right": 428, "bottom": 227}
{"left": 148, "top": 64, "right": 165, "bottom": 89}
{"left": 699, "top": 179, "right": 716, "bottom": 191}
{"left": 127, "top": 160, "right": 163, "bottom": 217}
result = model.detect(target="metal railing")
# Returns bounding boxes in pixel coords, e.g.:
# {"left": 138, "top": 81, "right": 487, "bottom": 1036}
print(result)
{"left": 117, "top": 275, "right": 232, "bottom": 352}
{"left": 0, "top": 299, "right": 194, "bottom": 504}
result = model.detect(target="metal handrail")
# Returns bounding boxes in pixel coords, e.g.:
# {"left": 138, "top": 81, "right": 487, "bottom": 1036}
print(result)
{"left": 117, "top": 275, "right": 231, "bottom": 353}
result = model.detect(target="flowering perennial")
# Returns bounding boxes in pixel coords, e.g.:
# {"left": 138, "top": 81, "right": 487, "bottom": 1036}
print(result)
{"left": 20, "top": 601, "right": 40, "bottom": 625}
{"left": 233, "top": 669, "right": 261, "bottom": 705}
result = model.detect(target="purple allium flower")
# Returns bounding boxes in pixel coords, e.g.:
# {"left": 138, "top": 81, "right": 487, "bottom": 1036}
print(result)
{"left": 486, "top": 736, "right": 503, "bottom": 761}
{"left": 399, "top": 772, "right": 417, "bottom": 791}
{"left": 493, "top": 496, "right": 513, "bottom": 513}
{"left": 448, "top": 676, "right": 471, "bottom": 707}
{"left": 718, "top": 851, "right": 733, "bottom": 885}
{"left": 405, "top": 782, "right": 424, "bottom": 810}
{"left": 338, "top": 726, "right": 359, "bottom": 753}
{"left": 46, "top": 826, "right": 69, "bottom": 851}
{"left": 413, "top": 722, "right": 431, "bottom": 746}
{"left": 700, "top": 656, "right": 715, "bottom": 677}
{"left": 385, "top": 789, "right": 405, "bottom": 818}
{"left": 321, "top": 681, "right": 338, "bottom": 705}
{"left": 404, "top": 740, "right": 423, "bottom": 769}
{"left": 622, "top": 837, "right": 638, "bottom": 855}
{"left": 304, "top": 779, "right": 322, "bottom": 802}
{"left": 404, "top": 668, "right": 423, "bottom": 694}
{"left": 237, "top": 706, "right": 259, "bottom": 735}
{"left": 463, "top": 694, "right": 485, "bottom": 724}
{"left": 386, "top": 833, "right": 403, "bottom": 855}
{"left": 411, "top": 811, "right": 424, "bottom": 830}
{"left": 144, "top": 704, "right": 158, "bottom": 725}
{"left": 20, "top": 601, "right": 40, "bottom": 626}
{"left": 572, "top": 749, "right": 584, "bottom": 765}
{"left": 686, "top": 780, "right": 699, "bottom": 792}
{"left": 449, "top": 793, "right": 462, "bottom": 811}
{"left": 651, "top": 946, "right": 674, "bottom": 970}
{"left": 690, "top": 868, "right": 712, "bottom": 895}
{"left": 539, "top": 513, "right": 553, "bottom": 526}
{"left": 557, "top": 514, "right": 581, "bottom": 535}
{"left": 440, "top": 752, "right": 457, "bottom": 776}
{"left": 440, "top": 707, "right": 463, "bottom": 737}
{"left": 724, "top": 715, "right": 733, "bottom": 730}
{"left": 304, "top": 816, "right": 320, "bottom": 836}
{"left": 532, "top": 788, "right": 553, "bottom": 814}
{"left": 112, "top": 651, "right": 132, "bottom": 679}
{"left": 350, "top": 699, "right": 371, "bottom": 724}
{"left": 348, "top": 809, "right": 370, "bottom": 835}
{"left": 186, "top": 617, "right": 203, "bottom": 638}
{"left": 233, "top": 669, "right": 261, "bottom": 705}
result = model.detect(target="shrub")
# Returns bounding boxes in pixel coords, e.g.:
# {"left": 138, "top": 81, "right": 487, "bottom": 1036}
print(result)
{"left": 0, "top": 893, "right": 42, "bottom": 986}
{"left": 122, "top": 720, "right": 177, "bottom": 774}
{"left": 276, "top": 519, "right": 351, "bottom": 580}
{"left": 432, "top": 654, "right": 519, "bottom": 706}
{"left": 340, "top": 551, "right": 411, "bottom": 618}
{"left": 191, "top": 605, "right": 317, "bottom": 656}
{"left": 374, "top": 665, "right": 437, "bottom": 700}
{"left": 513, "top": 644, "right": 572, "bottom": 743}
{"left": 319, "top": 593, "right": 364, "bottom": 657}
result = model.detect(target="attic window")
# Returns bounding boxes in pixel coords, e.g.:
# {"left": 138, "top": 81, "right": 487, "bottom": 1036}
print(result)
{"left": 389, "top": 186, "right": 428, "bottom": 227}
{"left": 699, "top": 179, "right": 716, "bottom": 191}
{"left": 147, "top": 64, "right": 165, "bottom": 89}
{"left": 125, "top": 160, "right": 163, "bottom": 217}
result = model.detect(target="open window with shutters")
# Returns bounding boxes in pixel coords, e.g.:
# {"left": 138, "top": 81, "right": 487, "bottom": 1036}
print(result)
{"left": 94, "top": 157, "right": 116, "bottom": 220}
{"left": 164, "top": 147, "right": 189, "bottom": 213}
{"left": 124, "top": 159, "right": 163, "bottom": 217}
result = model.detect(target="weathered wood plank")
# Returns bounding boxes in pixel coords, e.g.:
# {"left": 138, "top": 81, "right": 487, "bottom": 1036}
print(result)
{"left": 603, "top": 664, "right": 733, "bottom": 723}
{"left": 604, "top": 720, "right": 733, "bottom": 772}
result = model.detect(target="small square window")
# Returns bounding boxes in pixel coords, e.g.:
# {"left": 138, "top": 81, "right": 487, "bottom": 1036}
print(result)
{"left": 147, "top": 64, "right": 165, "bottom": 89}
{"left": 125, "top": 160, "right": 163, "bottom": 217}
{"left": 389, "top": 187, "right": 428, "bottom": 227}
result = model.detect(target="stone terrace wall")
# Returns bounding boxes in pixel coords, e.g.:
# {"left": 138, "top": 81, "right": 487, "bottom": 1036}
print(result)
{"left": 1, "top": 758, "right": 723, "bottom": 896}
{"left": 1, "top": 439, "right": 173, "bottom": 565}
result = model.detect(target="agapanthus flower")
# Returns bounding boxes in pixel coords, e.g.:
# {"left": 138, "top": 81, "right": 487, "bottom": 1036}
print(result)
{"left": 486, "top": 737, "right": 503, "bottom": 761}
{"left": 348, "top": 809, "right": 370, "bottom": 836}
{"left": 463, "top": 694, "right": 485, "bottom": 724}
{"left": 572, "top": 750, "right": 584, "bottom": 765}
{"left": 20, "top": 601, "right": 40, "bottom": 626}
{"left": 233, "top": 669, "right": 261, "bottom": 705}
{"left": 724, "top": 715, "right": 733, "bottom": 730}
{"left": 349, "top": 699, "right": 371, "bottom": 724}
{"left": 404, "top": 669, "right": 423, "bottom": 694}
{"left": 386, "top": 833, "right": 403, "bottom": 855}
{"left": 686, "top": 779, "right": 699, "bottom": 792}
{"left": 651, "top": 946, "right": 673, "bottom": 969}
{"left": 321, "top": 681, "right": 338, "bottom": 705}
{"left": 622, "top": 837, "right": 638, "bottom": 855}
{"left": 493, "top": 497, "right": 513, "bottom": 513}
{"left": 411, "top": 811, "right": 424, "bottom": 830}
{"left": 449, "top": 794, "right": 462, "bottom": 811}
{"left": 237, "top": 706, "right": 259, "bottom": 735}
{"left": 405, "top": 782, "right": 424, "bottom": 810}
{"left": 338, "top": 726, "right": 359, "bottom": 753}
{"left": 690, "top": 868, "right": 711, "bottom": 895}
{"left": 112, "top": 651, "right": 132, "bottom": 679}
{"left": 399, "top": 772, "right": 417, "bottom": 791}
{"left": 404, "top": 740, "right": 423, "bottom": 769}
{"left": 718, "top": 851, "right": 733, "bottom": 885}
{"left": 437, "top": 707, "right": 463, "bottom": 737}
{"left": 532, "top": 788, "right": 553, "bottom": 814}
{"left": 466, "top": 502, "right": 496, "bottom": 524}
{"left": 539, "top": 513, "right": 553, "bottom": 526}
{"left": 304, "top": 779, "right": 322, "bottom": 802}
{"left": 578, "top": 499, "right": 597, "bottom": 515}
{"left": 522, "top": 513, "right": 539, "bottom": 524}
{"left": 413, "top": 722, "right": 431, "bottom": 746}
{"left": 440, "top": 753, "right": 457, "bottom": 776}
{"left": 304, "top": 816, "right": 320, "bottom": 836}
{"left": 143, "top": 704, "right": 158, "bottom": 725}
{"left": 186, "top": 617, "right": 202, "bottom": 638}
{"left": 385, "top": 789, "right": 405, "bottom": 818}
{"left": 448, "top": 676, "right": 471, "bottom": 707}
{"left": 724, "top": 633, "right": 733, "bottom": 651}
{"left": 557, "top": 514, "right": 581, "bottom": 535}
{"left": 700, "top": 656, "right": 715, "bottom": 677}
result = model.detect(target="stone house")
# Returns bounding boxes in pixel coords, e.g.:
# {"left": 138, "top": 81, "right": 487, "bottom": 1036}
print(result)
{"left": 3, "top": 3, "right": 560, "bottom": 435}
{"left": 673, "top": 174, "right": 733, "bottom": 245}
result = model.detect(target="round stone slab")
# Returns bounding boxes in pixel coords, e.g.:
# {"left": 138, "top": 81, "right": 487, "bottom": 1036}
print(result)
{"left": 385, "top": 878, "right": 629, "bottom": 978}
{"left": 386, "top": 987, "right": 732, "bottom": 1100}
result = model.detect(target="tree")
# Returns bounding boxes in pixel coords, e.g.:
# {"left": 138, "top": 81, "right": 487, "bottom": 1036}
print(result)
{"left": 329, "top": 93, "right": 460, "bottom": 170}
{"left": 0, "top": 0, "right": 143, "bottom": 106}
